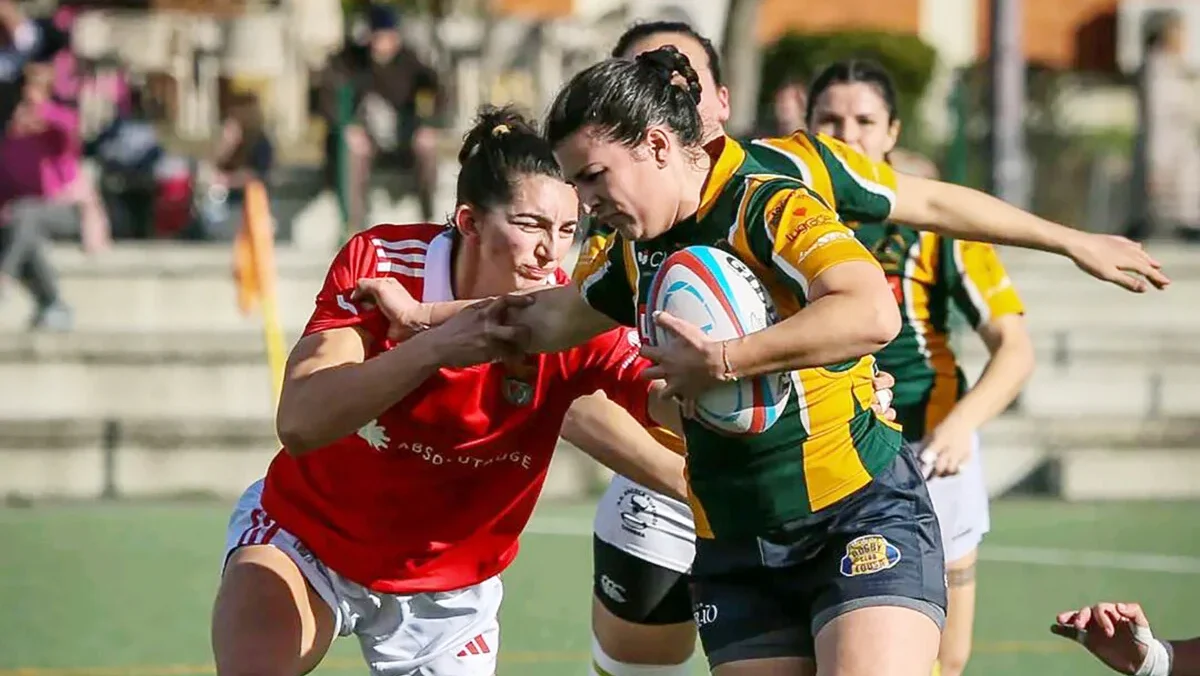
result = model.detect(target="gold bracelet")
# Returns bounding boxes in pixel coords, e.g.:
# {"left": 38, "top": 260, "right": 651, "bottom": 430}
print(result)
{"left": 720, "top": 340, "right": 739, "bottom": 382}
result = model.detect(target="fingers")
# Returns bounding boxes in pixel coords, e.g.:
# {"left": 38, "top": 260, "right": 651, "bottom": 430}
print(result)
{"left": 1057, "top": 610, "right": 1081, "bottom": 626}
{"left": 640, "top": 364, "right": 667, "bottom": 381}
{"left": 1138, "top": 264, "right": 1172, "bottom": 290}
{"left": 481, "top": 300, "right": 531, "bottom": 349}
{"left": 928, "top": 442, "right": 955, "bottom": 477}
{"left": 481, "top": 293, "right": 535, "bottom": 321}
{"left": 678, "top": 397, "right": 697, "bottom": 419}
{"left": 1109, "top": 237, "right": 1171, "bottom": 290}
{"left": 873, "top": 370, "right": 896, "bottom": 389}
{"left": 1094, "top": 603, "right": 1119, "bottom": 637}
{"left": 1110, "top": 273, "right": 1148, "bottom": 294}
{"left": 653, "top": 311, "right": 703, "bottom": 343}
{"left": 919, "top": 448, "right": 938, "bottom": 478}
{"left": 1050, "top": 623, "right": 1084, "bottom": 643}
{"left": 494, "top": 293, "right": 537, "bottom": 310}
{"left": 351, "top": 277, "right": 391, "bottom": 302}
{"left": 485, "top": 322, "right": 530, "bottom": 347}
{"left": 1074, "top": 605, "right": 1093, "bottom": 631}
{"left": 1116, "top": 602, "right": 1149, "bottom": 627}
{"left": 640, "top": 344, "right": 666, "bottom": 364}
{"left": 933, "top": 455, "right": 958, "bottom": 478}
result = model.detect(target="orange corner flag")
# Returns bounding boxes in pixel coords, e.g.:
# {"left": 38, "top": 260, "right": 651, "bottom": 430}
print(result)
{"left": 232, "top": 180, "right": 287, "bottom": 405}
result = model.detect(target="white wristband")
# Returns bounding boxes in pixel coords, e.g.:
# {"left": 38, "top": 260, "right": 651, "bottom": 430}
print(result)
{"left": 1134, "top": 624, "right": 1173, "bottom": 676}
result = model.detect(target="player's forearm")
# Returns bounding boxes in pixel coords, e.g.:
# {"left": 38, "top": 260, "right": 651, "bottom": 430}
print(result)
{"left": 407, "top": 291, "right": 559, "bottom": 339}
{"left": 561, "top": 394, "right": 688, "bottom": 502}
{"left": 505, "top": 286, "right": 615, "bottom": 354}
{"left": 946, "top": 325, "right": 1034, "bottom": 431}
{"left": 894, "top": 174, "right": 1080, "bottom": 255}
{"left": 277, "top": 332, "right": 444, "bottom": 455}
{"left": 725, "top": 289, "right": 900, "bottom": 378}
{"left": 417, "top": 299, "right": 487, "bottom": 328}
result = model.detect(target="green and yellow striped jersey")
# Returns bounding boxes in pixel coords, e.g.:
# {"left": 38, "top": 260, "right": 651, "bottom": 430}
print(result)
{"left": 572, "top": 137, "right": 903, "bottom": 540}
{"left": 746, "top": 131, "right": 898, "bottom": 223}
{"left": 855, "top": 224, "right": 1025, "bottom": 439}
{"left": 575, "top": 132, "right": 903, "bottom": 462}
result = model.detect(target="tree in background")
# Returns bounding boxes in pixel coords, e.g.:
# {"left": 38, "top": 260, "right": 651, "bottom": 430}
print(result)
{"left": 759, "top": 31, "right": 937, "bottom": 149}
{"left": 720, "top": 0, "right": 763, "bottom": 135}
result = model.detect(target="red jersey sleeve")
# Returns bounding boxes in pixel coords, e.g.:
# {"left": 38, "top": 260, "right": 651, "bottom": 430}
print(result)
{"left": 568, "top": 327, "right": 655, "bottom": 427}
{"left": 303, "top": 231, "right": 391, "bottom": 339}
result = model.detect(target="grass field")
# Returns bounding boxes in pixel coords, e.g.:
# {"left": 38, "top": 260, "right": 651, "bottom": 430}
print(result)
{"left": 1, "top": 498, "right": 1198, "bottom": 675}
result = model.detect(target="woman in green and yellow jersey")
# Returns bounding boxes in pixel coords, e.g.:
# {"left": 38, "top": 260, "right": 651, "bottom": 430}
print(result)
{"left": 529, "top": 46, "right": 946, "bottom": 676}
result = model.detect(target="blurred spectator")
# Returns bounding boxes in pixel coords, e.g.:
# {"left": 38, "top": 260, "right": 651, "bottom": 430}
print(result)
{"left": 1130, "top": 9, "right": 1200, "bottom": 243}
{"left": 188, "top": 92, "right": 273, "bottom": 241}
{"left": 86, "top": 88, "right": 165, "bottom": 239}
{"left": 0, "top": 0, "right": 44, "bottom": 129}
{"left": 320, "top": 3, "right": 442, "bottom": 225}
{"left": 21, "top": 61, "right": 109, "bottom": 252}
{"left": 0, "top": 63, "right": 82, "bottom": 330}
{"left": 772, "top": 77, "right": 807, "bottom": 136}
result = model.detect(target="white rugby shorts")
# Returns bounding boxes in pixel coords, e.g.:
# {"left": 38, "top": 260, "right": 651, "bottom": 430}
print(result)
{"left": 592, "top": 474, "right": 697, "bottom": 574}
{"left": 222, "top": 480, "right": 502, "bottom": 676}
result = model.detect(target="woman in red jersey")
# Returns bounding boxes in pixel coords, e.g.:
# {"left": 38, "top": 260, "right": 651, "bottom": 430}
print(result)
{"left": 210, "top": 107, "right": 691, "bottom": 676}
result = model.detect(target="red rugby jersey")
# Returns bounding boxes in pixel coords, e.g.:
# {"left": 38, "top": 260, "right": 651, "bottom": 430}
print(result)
{"left": 261, "top": 224, "right": 653, "bottom": 593}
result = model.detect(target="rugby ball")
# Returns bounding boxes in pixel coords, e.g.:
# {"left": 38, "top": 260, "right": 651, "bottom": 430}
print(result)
{"left": 643, "top": 246, "right": 791, "bottom": 436}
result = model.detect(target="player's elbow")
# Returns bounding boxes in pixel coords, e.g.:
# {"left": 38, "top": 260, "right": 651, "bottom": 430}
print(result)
{"left": 276, "top": 418, "right": 317, "bottom": 457}
{"left": 863, "top": 287, "right": 902, "bottom": 349}
{"left": 276, "top": 401, "right": 324, "bottom": 457}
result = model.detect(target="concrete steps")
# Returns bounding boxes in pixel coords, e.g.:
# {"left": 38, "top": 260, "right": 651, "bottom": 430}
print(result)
{"left": 4, "top": 327, "right": 1198, "bottom": 419}
{"left": 0, "top": 244, "right": 330, "bottom": 331}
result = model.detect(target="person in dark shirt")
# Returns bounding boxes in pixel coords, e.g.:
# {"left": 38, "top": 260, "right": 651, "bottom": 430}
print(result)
{"left": 320, "top": 4, "right": 442, "bottom": 226}
{"left": 190, "top": 91, "right": 274, "bottom": 241}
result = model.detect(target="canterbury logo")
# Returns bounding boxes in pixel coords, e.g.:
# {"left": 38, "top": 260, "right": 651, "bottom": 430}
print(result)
{"left": 456, "top": 634, "right": 492, "bottom": 657}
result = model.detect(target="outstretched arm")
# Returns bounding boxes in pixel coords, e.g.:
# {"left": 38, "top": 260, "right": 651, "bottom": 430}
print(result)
{"left": 353, "top": 277, "right": 617, "bottom": 351}
{"left": 892, "top": 173, "right": 1169, "bottom": 292}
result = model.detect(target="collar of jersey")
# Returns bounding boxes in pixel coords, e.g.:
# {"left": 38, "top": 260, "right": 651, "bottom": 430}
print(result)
{"left": 697, "top": 135, "right": 745, "bottom": 221}
{"left": 422, "top": 228, "right": 564, "bottom": 302}
{"left": 423, "top": 230, "right": 456, "bottom": 302}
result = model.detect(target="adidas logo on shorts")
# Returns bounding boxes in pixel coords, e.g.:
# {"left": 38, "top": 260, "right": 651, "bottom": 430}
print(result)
{"left": 456, "top": 634, "right": 491, "bottom": 658}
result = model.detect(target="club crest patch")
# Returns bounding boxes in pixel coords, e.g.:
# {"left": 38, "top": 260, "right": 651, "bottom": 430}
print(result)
{"left": 502, "top": 378, "right": 534, "bottom": 407}
{"left": 839, "top": 534, "right": 901, "bottom": 577}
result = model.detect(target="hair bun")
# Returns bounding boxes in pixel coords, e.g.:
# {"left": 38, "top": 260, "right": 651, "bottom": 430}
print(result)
{"left": 457, "top": 105, "right": 538, "bottom": 166}
{"left": 634, "top": 46, "right": 702, "bottom": 105}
